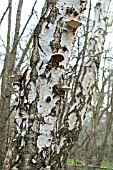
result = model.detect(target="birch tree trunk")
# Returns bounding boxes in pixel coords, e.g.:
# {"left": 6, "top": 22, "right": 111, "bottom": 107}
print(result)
{"left": 0, "top": 0, "right": 36, "bottom": 168}
{"left": 2, "top": 0, "right": 98, "bottom": 170}
{"left": 84, "top": 0, "right": 113, "bottom": 167}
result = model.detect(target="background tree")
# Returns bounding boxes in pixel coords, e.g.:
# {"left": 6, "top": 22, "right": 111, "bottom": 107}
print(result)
{"left": 0, "top": 0, "right": 38, "bottom": 168}
{"left": 69, "top": 0, "right": 113, "bottom": 169}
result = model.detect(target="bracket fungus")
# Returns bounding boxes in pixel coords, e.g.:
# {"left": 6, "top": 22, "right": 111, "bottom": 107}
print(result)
{"left": 9, "top": 73, "right": 22, "bottom": 84}
{"left": 12, "top": 82, "right": 20, "bottom": 86}
{"left": 66, "top": 18, "right": 82, "bottom": 29}
{"left": 62, "top": 22, "right": 73, "bottom": 32}
{"left": 61, "top": 85, "right": 72, "bottom": 92}
{"left": 51, "top": 53, "right": 64, "bottom": 63}
{"left": 65, "top": 67, "right": 70, "bottom": 72}
{"left": 81, "top": 0, "right": 86, "bottom": 2}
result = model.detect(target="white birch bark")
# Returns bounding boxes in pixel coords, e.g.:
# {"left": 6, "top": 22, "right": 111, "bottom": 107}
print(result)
{"left": 80, "top": 0, "right": 113, "bottom": 167}
{"left": 88, "top": 0, "right": 112, "bottom": 59}
{"left": 2, "top": 0, "right": 98, "bottom": 170}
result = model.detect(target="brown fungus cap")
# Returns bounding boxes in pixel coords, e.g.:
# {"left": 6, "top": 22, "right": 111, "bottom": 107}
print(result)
{"left": 66, "top": 19, "right": 82, "bottom": 28}
{"left": 51, "top": 53, "right": 64, "bottom": 62}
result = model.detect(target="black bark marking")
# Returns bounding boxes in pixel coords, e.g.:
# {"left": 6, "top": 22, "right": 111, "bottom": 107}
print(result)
{"left": 62, "top": 46, "right": 68, "bottom": 52}
{"left": 45, "top": 96, "right": 51, "bottom": 102}
{"left": 52, "top": 84, "right": 65, "bottom": 97}
{"left": 40, "top": 72, "right": 46, "bottom": 79}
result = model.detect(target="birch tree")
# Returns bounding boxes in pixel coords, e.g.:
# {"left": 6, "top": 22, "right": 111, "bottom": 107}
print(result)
{"left": 82, "top": 0, "right": 113, "bottom": 167}
{"left": 2, "top": 0, "right": 98, "bottom": 169}
{"left": 0, "top": 0, "right": 37, "bottom": 168}
{"left": 69, "top": 0, "right": 113, "bottom": 168}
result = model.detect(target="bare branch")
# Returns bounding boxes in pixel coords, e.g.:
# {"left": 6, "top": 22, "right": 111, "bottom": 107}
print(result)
{"left": 15, "top": 33, "right": 33, "bottom": 72}
{"left": 0, "top": 5, "right": 9, "bottom": 25}
{"left": 10, "top": 0, "right": 37, "bottom": 72}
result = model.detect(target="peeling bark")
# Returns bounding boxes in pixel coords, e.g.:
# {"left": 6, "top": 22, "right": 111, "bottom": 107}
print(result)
{"left": 2, "top": 0, "right": 98, "bottom": 170}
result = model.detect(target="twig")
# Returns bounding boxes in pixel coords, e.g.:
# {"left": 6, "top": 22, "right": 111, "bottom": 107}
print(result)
{"left": 0, "top": 5, "right": 9, "bottom": 25}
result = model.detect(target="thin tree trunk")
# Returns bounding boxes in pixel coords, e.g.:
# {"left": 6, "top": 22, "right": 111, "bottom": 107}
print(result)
{"left": 0, "top": 0, "right": 12, "bottom": 168}
{"left": 9, "top": 0, "right": 23, "bottom": 74}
